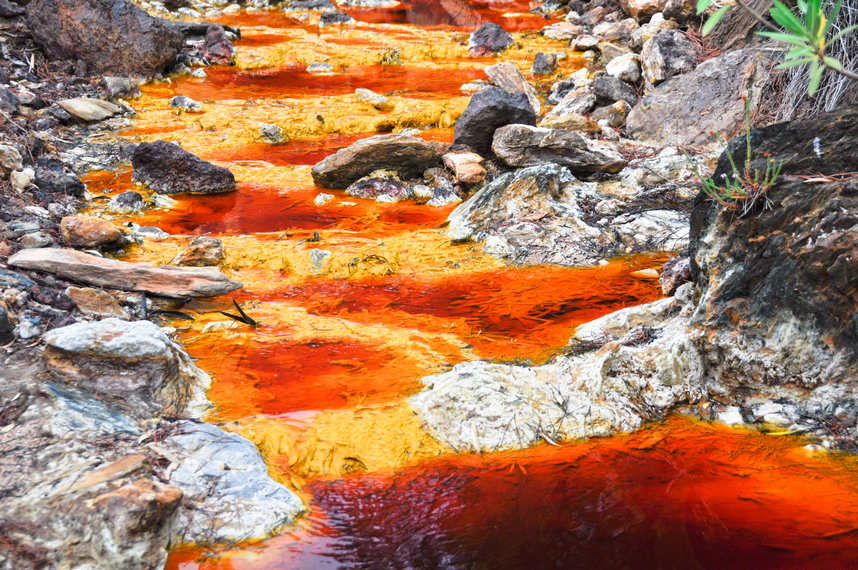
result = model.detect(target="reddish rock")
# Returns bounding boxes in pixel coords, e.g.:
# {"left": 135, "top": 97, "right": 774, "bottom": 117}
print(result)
{"left": 60, "top": 215, "right": 123, "bottom": 247}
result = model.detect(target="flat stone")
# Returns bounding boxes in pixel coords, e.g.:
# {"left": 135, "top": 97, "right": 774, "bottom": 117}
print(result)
{"left": 57, "top": 97, "right": 121, "bottom": 122}
{"left": 8, "top": 248, "right": 242, "bottom": 298}
{"left": 66, "top": 286, "right": 130, "bottom": 318}
{"left": 132, "top": 140, "right": 236, "bottom": 195}
{"left": 60, "top": 215, "right": 124, "bottom": 247}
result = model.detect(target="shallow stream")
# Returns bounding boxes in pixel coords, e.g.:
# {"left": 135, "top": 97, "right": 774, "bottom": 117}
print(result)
{"left": 88, "top": 1, "right": 858, "bottom": 567}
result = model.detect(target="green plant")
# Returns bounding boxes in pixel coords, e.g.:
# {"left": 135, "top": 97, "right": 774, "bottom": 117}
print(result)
{"left": 683, "top": 100, "right": 784, "bottom": 215}
{"left": 697, "top": 0, "right": 858, "bottom": 95}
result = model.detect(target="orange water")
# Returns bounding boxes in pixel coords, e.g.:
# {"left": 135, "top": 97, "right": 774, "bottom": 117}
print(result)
{"left": 91, "top": 2, "right": 858, "bottom": 567}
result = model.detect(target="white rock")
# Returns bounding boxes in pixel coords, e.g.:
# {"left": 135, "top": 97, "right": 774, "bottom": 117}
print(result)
{"left": 57, "top": 97, "right": 121, "bottom": 122}
{"left": 606, "top": 53, "right": 641, "bottom": 83}
{"left": 314, "top": 192, "right": 334, "bottom": 206}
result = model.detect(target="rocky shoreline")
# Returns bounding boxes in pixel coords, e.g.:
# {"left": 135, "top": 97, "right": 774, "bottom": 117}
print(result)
{"left": 1, "top": 0, "right": 856, "bottom": 566}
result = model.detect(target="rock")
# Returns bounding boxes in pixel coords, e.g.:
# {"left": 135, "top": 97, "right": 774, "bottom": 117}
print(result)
{"left": 660, "top": 256, "right": 691, "bottom": 295}
{"left": 287, "top": 0, "right": 335, "bottom": 9}
{"left": 0, "top": 306, "right": 12, "bottom": 344}
{"left": 538, "top": 112, "right": 601, "bottom": 133}
{"left": 592, "top": 18, "right": 640, "bottom": 41}
{"left": 108, "top": 191, "right": 145, "bottom": 214}
{"left": 170, "top": 95, "right": 202, "bottom": 113}
{"left": 19, "top": 231, "right": 54, "bottom": 248}
{"left": 631, "top": 12, "right": 679, "bottom": 49}
{"left": 60, "top": 215, "right": 124, "bottom": 247}
{"left": 26, "top": 0, "right": 183, "bottom": 77}
{"left": 203, "top": 24, "right": 235, "bottom": 65}
{"left": 485, "top": 62, "right": 541, "bottom": 115}
{"left": 311, "top": 134, "right": 444, "bottom": 189}
{"left": 468, "top": 22, "right": 513, "bottom": 56}
{"left": 688, "top": 105, "right": 858, "bottom": 389}
{"left": 0, "top": 144, "right": 23, "bottom": 175}
{"left": 610, "top": 209, "right": 689, "bottom": 252}
{"left": 453, "top": 87, "right": 536, "bottom": 156}
{"left": 260, "top": 123, "right": 285, "bottom": 142}
{"left": 627, "top": 49, "right": 770, "bottom": 147}
{"left": 306, "top": 62, "right": 334, "bottom": 73}
{"left": 492, "top": 124, "right": 627, "bottom": 175}
{"left": 0, "top": 0, "right": 25, "bottom": 17}
{"left": 355, "top": 88, "right": 391, "bottom": 110}
{"left": 57, "top": 97, "right": 121, "bottom": 122}
{"left": 543, "top": 89, "right": 597, "bottom": 126}
{"left": 34, "top": 158, "right": 86, "bottom": 197}
{"left": 66, "top": 286, "right": 130, "bottom": 318}
{"left": 571, "top": 34, "right": 600, "bottom": 50}
{"left": 314, "top": 193, "right": 334, "bottom": 206}
{"left": 541, "top": 21, "right": 584, "bottom": 40}
{"left": 591, "top": 100, "right": 630, "bottom": 128}
{"left": 640, "top": 30, "right": 697, "bottom": 86}
{"left": 10, "top": 167, "right": 35, "bottom": 191}
{"left": 319, "top": 10, "right": 354, "bottom": 25}
{"left": 620, "top": 0, "right": 668, "bottom": 21}
{"left": 171, "top": 236, "right": 225, "bottom": 266}
{"left": 412, "top": 296, "right": 702, "bottom": 451}
{"left": 132, "top": 140, "right": 236, "bottom": 195}
{"left": 346, "top": 170, "right": 412, "bottom": 202}
{"left": 663, "top": 0, "right": 697, "bottom": 24}
{"left": 43, "top": 318, "right": 211, "bottom": 418}
{"left": 532, "top": 52, "right": 558, "bottom": 75}
{"left": 593, "top": 75, "right": 639, "bottom": 106}
{"left": 162, "top": 421, "right": 306, "bottom": 544}
{"left": 0, "top": 85, "right": 19, "bottom": 115}
{"left": 8, "top": 248, "right": 242, "bottom": 298}
{"left": 442, "top": 151, "right": 486, "bottom": 185}
{"left": 606, "top": 53, "right": 641, "bottom": 83}
{"left": 102, "top": 76, "right": 140, "bottom": 100}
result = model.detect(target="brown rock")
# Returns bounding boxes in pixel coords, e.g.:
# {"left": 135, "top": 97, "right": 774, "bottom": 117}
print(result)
{"left": 8, "top": 248, "right": 242, "bottom": 298}
{"left": 442, "top": 151, "right": 486, "bottom": 185}
{"left": 172, "top": 236, "right": 225, "bottom": 267}
{"left": 60, "top": 215, "right": 123, "bottom": 247}
{"left": 620, "top": 0, "right": 668, "bottom": 21}
{"left": 57, "top": 97, "right": 121, "bottom": 122}
{"left": 485, "top": 62, "right": 541, "bottom": 115}
{"left": 660, "top": 256, "right": 691, "bottom": 295}
{"left": 66, "top": 286, "right": 130, "bottom": 318}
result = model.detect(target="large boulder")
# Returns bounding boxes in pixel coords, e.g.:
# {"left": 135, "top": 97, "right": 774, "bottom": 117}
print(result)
{"left": 311, "top": 134, "right": 445, "bottom": 189}
{"left": 640, "top": 30, "right": 698, "bottom": 86}
{"left": 132, "top": 140, "right": 236, "bottom": 195}
{"left": 453, "top": 87, "right": 536, "bottom": 156}
{"left": 627, "top": 49, "right": 770, "bottom": 147}
{"left": 8, "top": 248, "right": 242, "bottom": 298}
{"left": 491, "top": 124, "right": 627, "bottom": 175}
{"left": 26, "top": 0, "right": 183, "bottom": 77}
{"left": 42, "top": 318, "right": 211, "bottom": 418}
{"left": 162, "top": 421, "right": 306, "bottom": 544}
{"left": 689, "top": 105, "right": 858, "bottom": 390}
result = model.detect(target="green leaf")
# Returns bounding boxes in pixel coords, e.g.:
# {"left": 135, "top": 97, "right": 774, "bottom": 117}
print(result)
{"left": 702, "top": 5, "right": 731, "bottom": 35}
{"left": 771, "top": 0, "right": 810, "bottom": 36}
{"left": 776, "top": 56, "right": 817, "bottom": 68}
{"left": 786, "top": 45, "right": 813, "bottom": 58}
{"left": 808, "top": 61, "right": 824, "bottom": 96}
{"left": 806, "top": 0, "right": 820, "bottom": 34}
{"left": 696, "top": 0, "right": 714, "bottom": 14}
{"left": 824, "top": 0, "right": 843, "bottom": 35}
{"left": 758, "top": 30, "right": 813, "bottom": 46}
{"left": 823, "top": 56, "right": 843, "bottom": 70}
{"left": 831, "top": 24, "right": 858, "bottom": 42}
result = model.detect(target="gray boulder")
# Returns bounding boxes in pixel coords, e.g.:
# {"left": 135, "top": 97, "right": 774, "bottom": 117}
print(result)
{"left": 453, "top": 86, "right": 536, "bottom": 156}
{"left": 468, "top": 22, "right": 513, "bottom": 56}
{"left": 491, "top": 124, "right": 627, "bottom": 175}
{"left": 640, "top": 30, "right": 698, "bottom": 86}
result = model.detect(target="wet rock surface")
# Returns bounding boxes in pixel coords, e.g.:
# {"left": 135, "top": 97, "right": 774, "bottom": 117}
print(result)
{"left": 132, "top": 140, "right": 237, "bottom": 195}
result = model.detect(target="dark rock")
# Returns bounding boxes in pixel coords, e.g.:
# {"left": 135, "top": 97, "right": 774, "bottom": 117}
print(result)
{"left": 0, "top": 0, "right": 25, "bottom": 18}
{"left": 492, "top": 124, "right": 627, "bottom": 175}
{"left": 132, "top": 140, "right": 236, "bottom": 195}
{"left": 660, "top": 256, "right": 691, "bottom": 295}
{"left": 593, "top": 75, "right": 639, "bottom": 105}
{"left": 311, "top": 134, "right": 445, "bottom": 189}
{"left": 663, "top": 0, "right": 697, "bottom": 24}
{"left": 26, "top": 0, "right": 184, "bottom": 77}
{"left": 548, "top": 78, "right": 577, "bottom": 104}
{"left": 454, "top": 87, "right": 536, "bottom": 156}
{"left": 202, "top": 25, "right": 235, "bottom": 65}
{"left": 0, "top": 268, "right": 36, "bottom": 289}
{"left": 34, "top": 158, "right": 86, "bottom": 197}
{"left": 689, "top": 105, "right": 858, "bottom": 388}
{"left": 468, "top": 23, "right": 513, "bottom": 56}
{"left": 640, "top": 30, "right": 698, "bottom": 86}
{"left": 287, "top": 0, "right": 334, "bottom": 9}
{"left": 627, "top": 49, "right": 770, "bottom": 147}
{"left": 109, "top": 191, "right": 145, "bottom": 213}
{"left": 0, "top": 85, "right": 19, "bottom": 115}
{"left": 532, "top": 52, "right": 558, "bottom": 75}
{"left": 346, "top": 173, "right": 412, "bottom": 201}
{"left": 319, "top": 11, "right": 353, "bottom": 25}
{"left": 0, "top": 306, "right": 12, "bottom": 345}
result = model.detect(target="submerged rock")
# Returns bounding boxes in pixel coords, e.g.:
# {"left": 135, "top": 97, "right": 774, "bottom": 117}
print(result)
{"left": 26, "top": 0, "right": 183, "bottom": 77}
{"left": 162, "top": 421, "right": 306, "bottom": 544}
{"left": 491, "top": 124, "right": 627, "bottom": 175}
{"left": 453, "top": 86, "right": 536, "bottom": 156}
{"left": 42, "top": 318, "right": 211, "bottom": 419}
{"left": 132, "top": 140, "right": 236, "bottom": 195}
{"left": 172, "top": 236, "right": 225, "bottom": 267}
{"left": 8, "top": 248, "right": 242, "bottom": 298}
{"left": 311, "top": 134, "right": 444, "bottom": 189}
